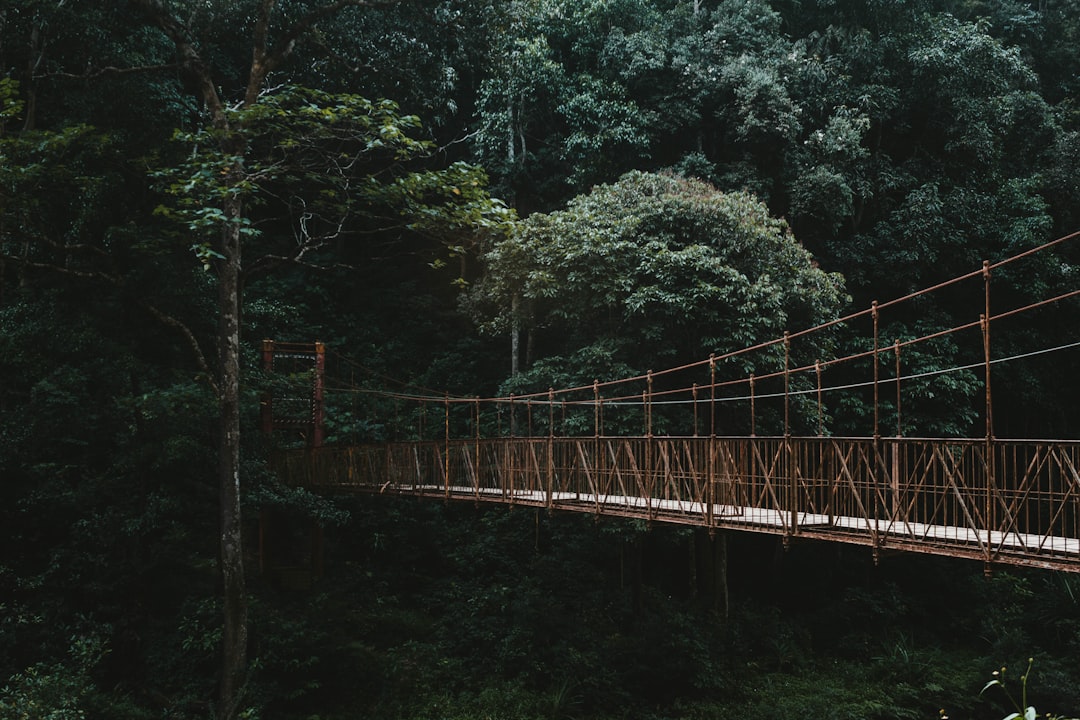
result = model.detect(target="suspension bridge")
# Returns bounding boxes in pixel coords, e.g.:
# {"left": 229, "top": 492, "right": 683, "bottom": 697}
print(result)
{"left": 267, "top": 231, "right": 1080, "bottom": 574}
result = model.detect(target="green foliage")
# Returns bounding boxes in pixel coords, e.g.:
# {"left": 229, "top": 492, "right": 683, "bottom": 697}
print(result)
{"left": 0, "top": 77, "right": 25, "bottom": 126}
{"left": 151, "top": 84, "right": 511, "bottom": 281}
{"left": 4, "top": 3, "right": 1080, "bottom": 720}
{"left": 0, "top": 635, "right": 104, "bottom": 720}
{"left": 468, "top": 170, "right": 846, "bottom": 398}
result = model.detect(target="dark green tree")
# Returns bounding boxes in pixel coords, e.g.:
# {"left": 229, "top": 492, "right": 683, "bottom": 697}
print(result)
{"left": 1, "top": 3, "right": 508, "bottom": 718}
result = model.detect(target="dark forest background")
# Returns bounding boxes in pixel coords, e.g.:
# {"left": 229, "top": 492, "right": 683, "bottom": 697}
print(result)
{"left": 2, "top": 1, "right": 1080, "bottom": 719}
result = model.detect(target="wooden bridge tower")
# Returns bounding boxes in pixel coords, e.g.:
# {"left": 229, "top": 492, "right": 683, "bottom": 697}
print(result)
{"left": 259, "top": 340, "right": 326, "bottom": 588}
{"left": 259, "top": 340, "right": 325, "bottom": 447}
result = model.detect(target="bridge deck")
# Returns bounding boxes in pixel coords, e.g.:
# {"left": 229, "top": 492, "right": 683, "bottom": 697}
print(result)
{"left": 360, "top": 485, "right": 1080, "bottom": 569}
{"left": 279, "top": 435, "right": 1080, "bottom": 572}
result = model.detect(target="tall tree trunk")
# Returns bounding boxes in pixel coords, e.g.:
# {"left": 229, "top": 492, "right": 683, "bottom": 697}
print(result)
{"left": 22, "top": 24, "right": 40, "bottom": 131}
{"left": 217, "top": 199, "right": 247, "bottom": 720}
{"left": 127, "top": 4, "right": 401, "bottom": 716}
{"left": 511, "top": 293, "right": 520, "bottom": 377}
{"left": 506, "top": 96, "right": 515, "bottom": 164}
{"left": 526, "top": 323, "right": 535, "bottom": 368}
{"left": 510, "top": 294, "right": 520, "bottom": 436}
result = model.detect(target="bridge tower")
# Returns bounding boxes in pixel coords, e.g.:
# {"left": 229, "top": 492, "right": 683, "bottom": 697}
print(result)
{"left": 259, "top": 340, "right": 326, "bottom": 588}
{"left": 260, "top": 340, "right": 326, "bottom": 448}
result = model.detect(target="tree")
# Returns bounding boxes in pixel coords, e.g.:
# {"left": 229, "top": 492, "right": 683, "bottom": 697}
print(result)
{"left": 774, "top": 6, "right": 1075, "bottom": 435}
{"left": 466, "top": 170, "right": 846, "bottom": 431}
{"left": 469, "top": 0, "right": 810, "bottom": 212}
{"left": 127, "top": 5, "right": 361, "bottom": 715}
{"left": 1, "top": 2, "right": 508, "bottom": 717}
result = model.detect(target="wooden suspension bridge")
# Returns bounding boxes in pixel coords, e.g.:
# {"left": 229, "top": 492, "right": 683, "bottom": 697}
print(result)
{"left": 266, "top": 233, "right": 1080, "bottom": 574}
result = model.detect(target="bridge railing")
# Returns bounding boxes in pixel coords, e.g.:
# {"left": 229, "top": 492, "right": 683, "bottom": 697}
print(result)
{"left": 277, "top": 436, "right": 1080, "bottom": 571}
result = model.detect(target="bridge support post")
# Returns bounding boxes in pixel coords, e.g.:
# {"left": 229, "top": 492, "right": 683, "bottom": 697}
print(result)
{"left": 312, "top": 342, "right": 325, "bottom": 449}
{"left": 982, "top": 260, "right": 997, "bottom": 565}
{"left": 871, "top": 302, "right": 883, "bottom": 549}
{"left": 708, "top": 356, "right": 716, "bottom": 528}
{"left": 546, "top": 388, "right": 554, "bottom": 510}
{"left": 892, "top": 341, "right": 903, "bottom": 523}
{"left": 444, "top": 393, "right": 450, "bottom": 499}
{"left": 645, "top": 372, "right": 655, "bottom": 524}
{"left": 475, "top": 398, "right": 482, "bottom": 503}
{"left": 784, "top": 333, "right": 797, "bottom": 538}
{"left": 261, "top": 340, "right": 274, "bottom": 436}
{"left": 890, "top": 441, "right": 901, "bottom": 524}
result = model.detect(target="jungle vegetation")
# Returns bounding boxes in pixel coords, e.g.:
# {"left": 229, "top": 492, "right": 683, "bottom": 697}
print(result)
{"left": 1, "top": 1, "right": 1079, "bottom": 719}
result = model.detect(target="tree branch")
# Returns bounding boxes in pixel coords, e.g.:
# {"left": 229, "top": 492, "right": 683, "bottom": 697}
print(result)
{"left": 245, "top": 254, "right": 358, "bottom": 278}
{"left": 142, "top": 302, "right": 220, "bottom": 395}
{"left": 250, "top": 0, "right": 403, "bottom": 104}
{"left": 39, "top": 63, "right": 181, "bottom": 80}
{"left": 2, "top": 251, "right": 219, "bottom": 395}
{"left": 36, "top": 234, "right": 113, "bottom": 260}
{"left": 247, "top": 0, "right": 276, "bottom": 106}
{"left": 128, "top": 0, "right": 227, "bottom": 125}
{"left": 0, "top": 253, "right": 121, "bottom": 284}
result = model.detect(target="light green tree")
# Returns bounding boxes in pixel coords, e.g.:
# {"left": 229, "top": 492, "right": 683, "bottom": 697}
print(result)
{"left": 466, "top": 170, "right": 846, "bottom": 404}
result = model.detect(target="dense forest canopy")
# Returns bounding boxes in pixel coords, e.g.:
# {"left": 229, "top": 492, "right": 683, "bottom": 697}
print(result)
{"left": 1, "top": 1, "right": 1079, "bottom": 719}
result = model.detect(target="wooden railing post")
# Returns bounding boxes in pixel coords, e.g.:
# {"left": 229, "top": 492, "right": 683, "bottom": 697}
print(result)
{"left": 783, "top": 332, "right": 791, "bottom": 438}
{"left": 312, "top": 342, "right": 325, "bottom": 448}
{"left": 983, "top": 260, "right": 994, "bottom": 442}
{"left": 645, "top": 370, "right": 654, "bottom": 521}
{"left": 475, "top": 397, "right": 481, "bottom": 501}
{"left": 982, "top": 259, "right": 995, "bottom": 570}
{"left": 260, "top": 339, "right": 274, "bottom": 437}
{"left": 444, "top": 393, "right": 450, "bottom": 499}
{"left": 871, "top": 300, "right": 883, "bottom": 545}
{"left": 508, "top": 394, "right": 515, "bottom": 503}
{"left": 593, "top": 381, "right": 600, "bottom": 438}
{"left": 692, "top": 383, "right": 699, "bottom": 438}
{"left": 872, "top": 301, "right": 880, "bottom": 442}
{"left": 749, "top": 373, "right": 756, "bottom": 437}
{"left": 594, "top": 380, "right": 601, "bottom": 505}
{"left": 784, "top": 332, "right": 796, "bottom": 537}
{"left": 891, "top": 340, "right": 902, "bottom": 523}
{"left": 748, "top": 372, "right": 757, "bottom": 522}
{"left": 815, "top": 359, "right": 823, "bottom": 437}
{"left": 645, "top": 370, "right": 653, "bottom": 437}
{"left": 547, "top": 388, "right": 555, "bottom": 510}
{"left": 708, "top": 355, "right": 716, "bottom": 528}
